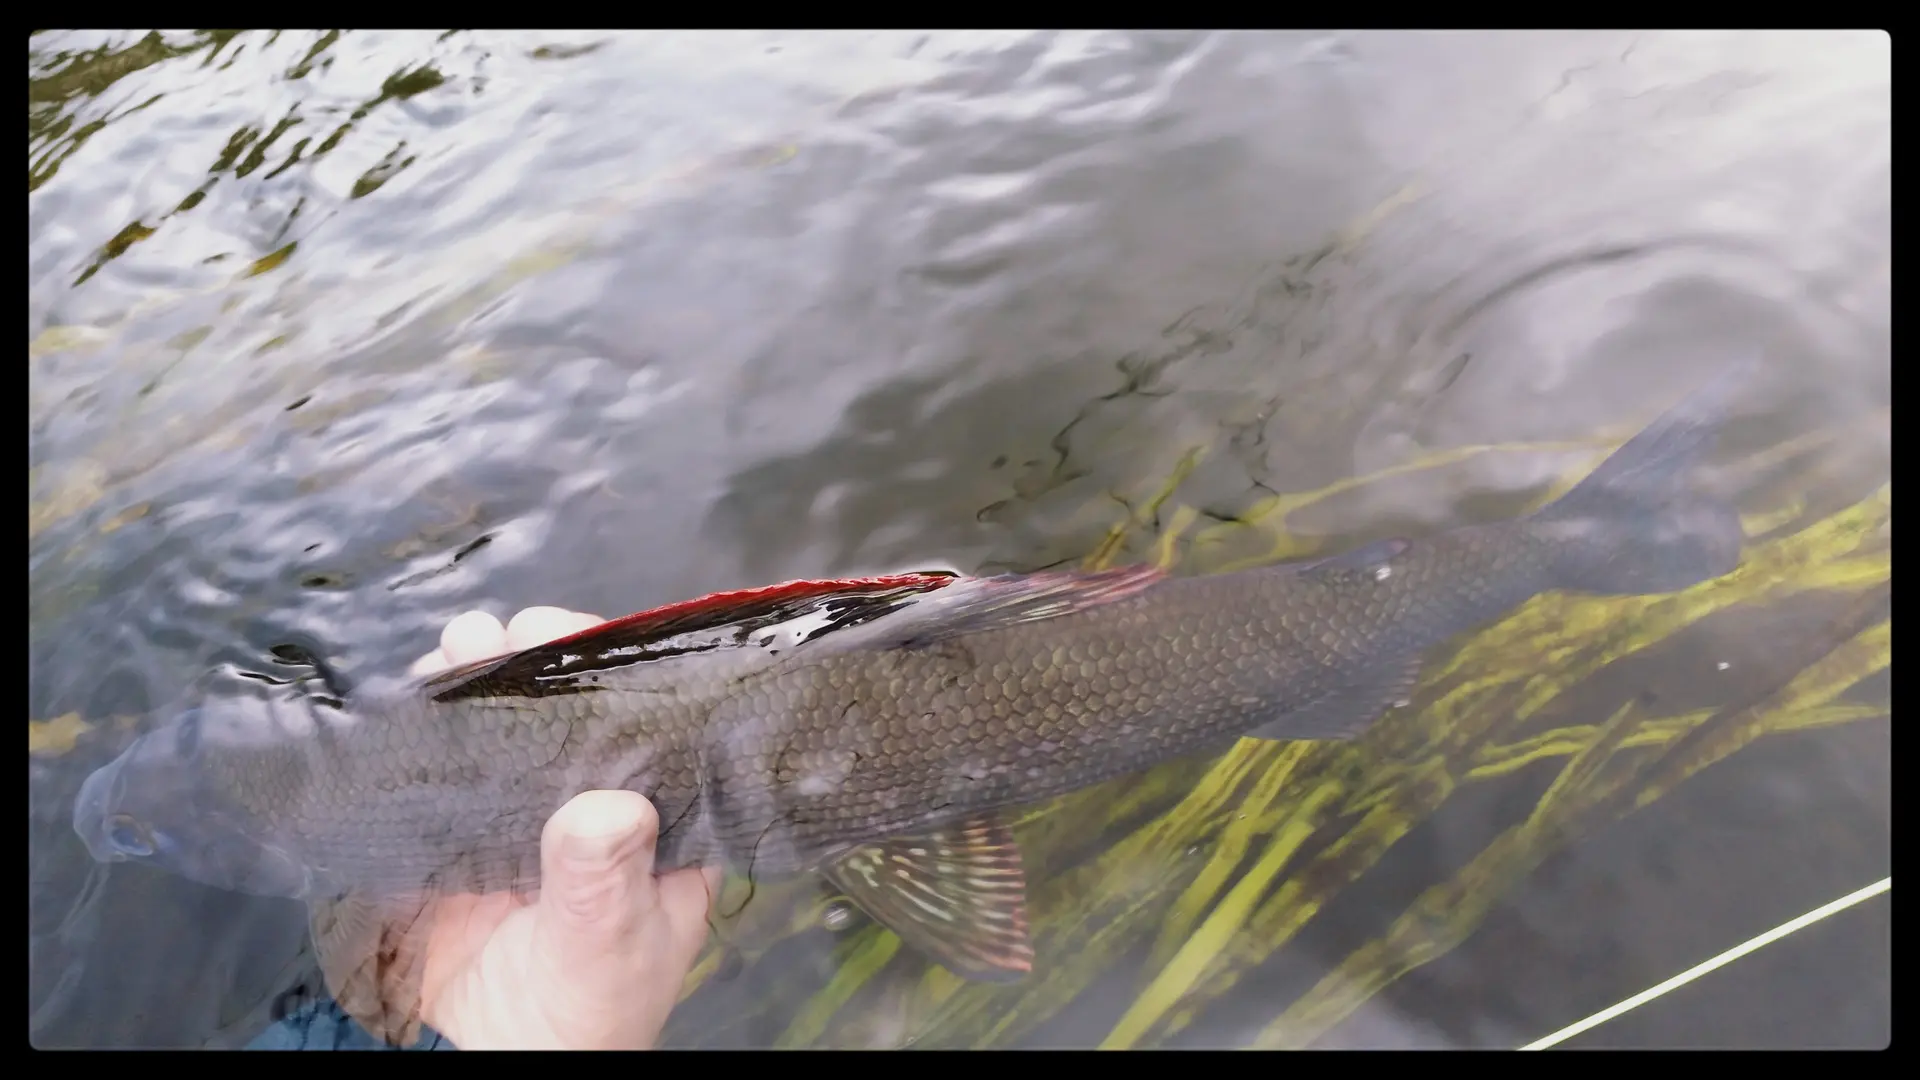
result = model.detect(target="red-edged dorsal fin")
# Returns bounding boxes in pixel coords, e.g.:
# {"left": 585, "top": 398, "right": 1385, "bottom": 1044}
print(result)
{"left": 818, "top": 563, "right": 1168, "bottom": 652}
{"left": 424, "top": 572, "right": 961, "bottom": 702}
{"left": 541, "top": 571, "right": 961, "bottom": 649}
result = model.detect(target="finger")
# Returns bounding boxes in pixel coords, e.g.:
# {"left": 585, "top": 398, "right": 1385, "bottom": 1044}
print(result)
{"left": 439, "top": 610, "right": 509, "bottom": 666}
{"left": 653, "top": 865, "right": 722, "bottom": 970}
{"left": 535, "top": 790, "right": 661, "bottom": 964}
{"left": 505, "top": 607, "right": 606, "bottom": 652}
{"left": 411, "top": 610, "right": 510, "bottom": 675}
{"left": 419, "top": 890, "right": 520, "bottom": 1014}
{"left": 409, "top": 648, "right": 450, "bottom": 677}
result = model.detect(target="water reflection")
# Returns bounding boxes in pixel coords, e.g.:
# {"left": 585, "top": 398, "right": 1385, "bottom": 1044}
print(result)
{"left": 29, "top": 30, "right": 1887, "bottom": 1049}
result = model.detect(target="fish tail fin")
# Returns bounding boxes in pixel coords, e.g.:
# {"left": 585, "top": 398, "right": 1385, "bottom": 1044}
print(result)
{"left": 1530, "top": 358, "right": 1754, "bottom": 596}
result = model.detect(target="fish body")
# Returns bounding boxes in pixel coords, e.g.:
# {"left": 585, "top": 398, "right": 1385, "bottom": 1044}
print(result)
{"left": 73, "top": 362, "right": 1750, "bottom": 1044}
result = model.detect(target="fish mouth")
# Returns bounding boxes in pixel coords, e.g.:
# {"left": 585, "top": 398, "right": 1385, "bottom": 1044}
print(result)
{"left": 71, "top": 755, "right": 127, "bottom": 864}
{"left": 68, "top": 725, "right": 316, "bottom": 898}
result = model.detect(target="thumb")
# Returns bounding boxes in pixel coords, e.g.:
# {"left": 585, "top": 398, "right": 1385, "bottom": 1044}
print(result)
{"left": 535, "top": 790, "right": 662, "bottom": 963}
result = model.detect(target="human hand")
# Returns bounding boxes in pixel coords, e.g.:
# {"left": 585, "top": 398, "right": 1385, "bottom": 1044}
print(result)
{"left": 408, "top": 607, "right": 721, "bottom": 1050}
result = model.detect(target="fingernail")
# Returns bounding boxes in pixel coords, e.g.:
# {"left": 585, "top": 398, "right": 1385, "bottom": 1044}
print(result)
{"left": 561, "top": 827, "right": 625, "bottom": 872}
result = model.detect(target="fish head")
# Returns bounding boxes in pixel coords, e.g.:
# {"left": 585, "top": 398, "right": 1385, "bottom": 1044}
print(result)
{"left": 72, "top": 705, "right": 317, "bottom": 899}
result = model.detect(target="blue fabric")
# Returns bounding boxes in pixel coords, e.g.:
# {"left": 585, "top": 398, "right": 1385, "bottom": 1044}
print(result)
{"left": 244, "top": 998, "right": 454, "bottom": 1050}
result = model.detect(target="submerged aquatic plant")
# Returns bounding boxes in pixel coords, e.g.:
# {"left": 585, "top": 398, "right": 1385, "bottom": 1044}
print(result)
{"left": 665, "top": 421, "right": 1889, "bottom": 1049}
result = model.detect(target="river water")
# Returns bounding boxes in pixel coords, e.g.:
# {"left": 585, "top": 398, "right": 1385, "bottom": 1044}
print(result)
{"left": 29, "top": 30, "right": 1889, "bottom": 1048}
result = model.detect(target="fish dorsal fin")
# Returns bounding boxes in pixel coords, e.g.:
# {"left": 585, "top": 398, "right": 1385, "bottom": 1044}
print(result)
{"left": 309, "top": 889, "right": 437, "bottom": 1047}
{"left": 821, "top": 815, "right": 1034, "bottom": 981}
{"left": 823, "top": 564, "right": 1166, "bottom": 652}
{"left": 423, "top": 572, "right": 960, "bottom": 701}
{"left": 541, "top": 572, "right": 961, "bottom": 649}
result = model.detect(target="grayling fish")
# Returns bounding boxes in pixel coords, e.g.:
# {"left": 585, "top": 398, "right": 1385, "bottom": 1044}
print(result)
{"left": 73, "top": 362, "right": 1751, "bottom": 1045}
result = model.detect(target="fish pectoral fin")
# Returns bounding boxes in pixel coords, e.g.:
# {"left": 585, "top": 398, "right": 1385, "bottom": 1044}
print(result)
{"left": 309, "top": 889, "right": 438, "bottom": 1048}
{"left": 1245, "top": 655, "right": 1425, "bottom": 741}
{"left": 820, "top": 815, "right": 1034, "bottom": 981}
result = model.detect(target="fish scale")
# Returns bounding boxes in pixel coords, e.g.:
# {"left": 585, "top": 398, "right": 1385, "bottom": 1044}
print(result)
{"left": 250, "top": 520, "right": 1550, "bottom": 890}
{"left": 73, "top": 359, "right": 1755, "bottom": 1045}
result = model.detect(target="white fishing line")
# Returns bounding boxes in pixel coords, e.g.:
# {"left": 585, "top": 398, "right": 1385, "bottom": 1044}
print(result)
{"left": 1520, "top": 876, "right": 1890, "bottom": 1050}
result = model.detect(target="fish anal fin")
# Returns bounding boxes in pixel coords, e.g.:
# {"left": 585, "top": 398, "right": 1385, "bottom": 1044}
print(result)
{"left": 821, "top": 815, "right": 1034, "bottom": 981}
{"left": 1245, "top": 654, "right": 1424, "bottom": 741}
{"left": 309, "top": 890, "right": 437, "bottom": 1048}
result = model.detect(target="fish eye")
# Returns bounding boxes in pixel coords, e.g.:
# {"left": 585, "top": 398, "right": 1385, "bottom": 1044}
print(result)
{"left": 105, "top": 813, "right": 155, "bottom": 858}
